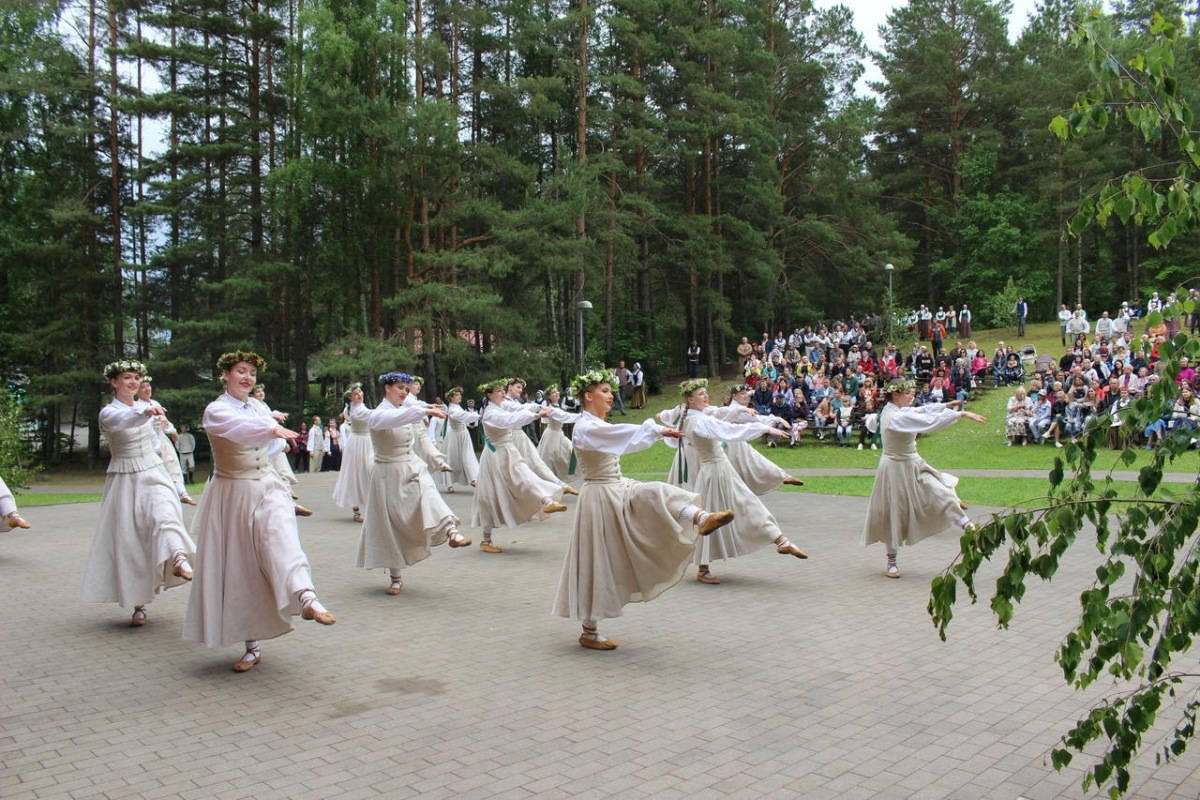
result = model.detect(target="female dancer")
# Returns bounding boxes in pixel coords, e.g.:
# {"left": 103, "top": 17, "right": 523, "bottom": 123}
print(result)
{"left": 471, "top": 378, "right": 567, "bottom": 553}
{"left": 724, "top": 384, "right": 806, "bottom": 494}
{"left": 504, "top": 378, "right": 577, "bottom": 495}
{"left": 435, "top": 385, "right": 480, "bottom": 493}
{"left": 249, "top": 384, "right": 311, "bottom": 516}
{"left": 183, "top": 351, "right": 335, "bottom": 673}
{"left": 553, "top": 370, "right": 734, "bottom": 650}
{"left": 136, "top": 377, "right": 196, "bottom": 505}
{"left": 333, "top": 383, "right": 373, "bottom": 522}
{"left": 0, "top": 474, "right": 30, "bottom": 530}
{"left": 676, "top": 379, "right": 808, "bottom": 585}
{"left": 536, "top": 385, "right": 580, "bottom": 482}
{"left": 357, "top": 372, "right": 470, "bottom": 595}
{"left": 82, "top": 360, "right": 196, "bottom": 627}
{"left": 862, "top": 378, "right": 986, "bottom": 578}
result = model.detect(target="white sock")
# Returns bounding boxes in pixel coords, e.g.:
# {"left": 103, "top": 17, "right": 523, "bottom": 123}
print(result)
{"left": 956, "top": 515, "right": 971, "bottom": 529}
{"left": 297, "top": 589, "right": 327, "bottom": 614}
{"left": 678, "top": 504, "right": 703, "bottom": 524}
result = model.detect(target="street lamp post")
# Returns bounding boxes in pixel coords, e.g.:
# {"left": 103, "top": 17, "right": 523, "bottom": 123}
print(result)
{"left": 576, "top": 300, "right": 593, "bottom": 372}
{"left": 884, "top": 263, "right": 895, "bottom": 343}
{"left": 885, "top": 262, "right": 894, "bottom": 306}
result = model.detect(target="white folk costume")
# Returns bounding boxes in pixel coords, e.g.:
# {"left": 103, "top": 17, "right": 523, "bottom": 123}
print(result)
{"left": 249, "top": 396, "right": 299, "bottom": 486}
{"left": 81, "top": 398, "right": 196, "bottom": 611}
{"left": 402, "top": 392, "right": 450, "bottom": 473}
{"left": 356, "top": 400, "right": 461, "bottom": 576}
{"left": 537, "top": 406, "right": 580, "bottom": 482}
{"left": 471, "top": 403, "right": 564, "bottom": 532}
{"left": 503, "top": 396, "right": 567, "bottom": 488}
{"left": 861, "top": 402, "right": 971, "bottom": 551}
{"left": 720, "top": 402, "right": 796, "bottom": 495}
{"left": 681, "top": 412, "right": 789, "bottom": 566}
{"left": 435, "top": 401, "right": 480, "bottom": 491}
{"left": 332, "top": 400, "right": 374, "bottom": 513}
{"left": 183, "top": 393, "right": 324, "bottom": 648}
{"left": 657, "top": 403, "right": 741, "bottom": 490}
{"left": 146, "top": 402, "right": 189, "bottom": 498}
{"left": 553, "top": 413, "right": 702, "bottom": 622}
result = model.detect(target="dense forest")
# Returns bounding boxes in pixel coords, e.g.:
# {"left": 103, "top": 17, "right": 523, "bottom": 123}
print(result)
{"left": 2, "top": 0, "right": 1197, "bottom": 461}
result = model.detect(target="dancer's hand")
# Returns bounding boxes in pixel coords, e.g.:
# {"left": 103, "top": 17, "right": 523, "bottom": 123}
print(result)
{"left": 661, "top": 428, "right": 684, "bottom": 440}
{"left": 961, "top": 411, "right": 986, "bottom": 424}
{"left": 427, "top": 407, "right": 448, "bottom": 420}
{"left": 275, "top": 426, "right": 300, "bottom": 440}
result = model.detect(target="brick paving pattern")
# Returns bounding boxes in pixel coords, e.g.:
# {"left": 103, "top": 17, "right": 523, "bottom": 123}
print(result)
{"left": 3, "top": 473, "right": 1198, "bottom": 799}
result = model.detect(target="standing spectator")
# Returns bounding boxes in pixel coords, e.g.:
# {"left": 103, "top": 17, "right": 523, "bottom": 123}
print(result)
{"left": 1057, "top": 303, "right": 1073, "bottom": 346}
{"left": 946, "top": 306, "right": 958, "bottom": 337}
{"left": 630, "top": 362, "right": 647, "bottom": 409}
{"left": 307, "top": 416, "right": 325, "bottom": 472}
{"left": 1095, "top": 311, "right": 1114, "bottom": 340}
{"left": 175, "top": 424, "right": 197, "bottom": 485}
{"left": 296, "top": 422, "right": 309, "bottom": 472}
{"left": 613, "top": 360, "right": 631, "bottom": 415}
{"left": 686, "top": 339, "right": 702, "bottom": 379}
{"left": 959, "top": 304, "right": 972, "bottom": 339}
{"left": 1014, "top": 296, "right": 1028, "bottom": 337}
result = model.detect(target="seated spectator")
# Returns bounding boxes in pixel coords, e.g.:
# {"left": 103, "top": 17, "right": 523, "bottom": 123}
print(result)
{"left": 1005, "top": 386, "right": 1033, "bottom": 446}
{"left": 1029, "top": 390, "right": 1053, "bottom": 444}
{"left": 1045, "top": 389, "right": 1070, "bottom": 448}
{"left": 856, "top": 395, "right": 882, "bottom": 450}
{"left": 1064, "top": 388, "right": 1098, "bottom": 443}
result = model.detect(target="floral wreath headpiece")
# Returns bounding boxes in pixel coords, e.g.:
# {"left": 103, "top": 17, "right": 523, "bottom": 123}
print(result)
{"left": 544, "top": 384, "right": 560, "bottom": 396}
{"left": 252, "top": 383, "right": 265, "bottom": 393}
{"left": 216, "top": 350, "right": 267, "bottom": 373}
{"left": 342, "top": 382, "right": 363, "bottom": 402}
{"left": 569, "top": 370, "right": 617, "bottom": 397}
{"left": 445, "top": 385, "right": 464, "bottom": 398}
{"left": 408, "top": 375, "right": 424, "bottom": 385}
{"left": 379, "top": 372, "right": 412, "bottom": 386}
{"left": 102, "top": 359, "right": 147, "bottom": 381}
{"left": 728, "top": 383, "right": 751, "bottom": 394}
{"left": 885, "top": 378, "right": 916, "bottom": 395}
{"left": 678, "top": 377, "right": 709, "bottom": 397}
{"left": 506, "top": 376, "right": 526, "bottom": 389}
{"left": 478, "top": 377, "right": 509, "bottom": 394}
{"left": 140, "top": 374, "right": 153, "bottom": 384}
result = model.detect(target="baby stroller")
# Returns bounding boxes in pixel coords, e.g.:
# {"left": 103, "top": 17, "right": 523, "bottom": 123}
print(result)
{"left": 1019, "top": 344, "right": 1038, "bottom": 372}
{"left": 999, "top": 354, "right": 1025, "bottom": 386}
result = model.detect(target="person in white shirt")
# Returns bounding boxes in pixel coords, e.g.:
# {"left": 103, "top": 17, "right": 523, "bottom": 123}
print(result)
{"left": 175, "top": 424, "right": 197, "bottom": 484}
{"left": 307, "top": 416, "right": 324, "bottom": 472}
{"left": 1057, "top": 303, "right": 1073, "bottom": 346}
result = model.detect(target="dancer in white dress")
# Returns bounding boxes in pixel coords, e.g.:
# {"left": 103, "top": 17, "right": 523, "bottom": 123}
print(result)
{"left": 0, "top": 474, "right": 31, "bottom": 530}
{"left": 82, "top": 360, "right": 196, "bottom": 627}
{"left": 553, "top": 369, "right": 734, "bottom": 650}
{"left": 434, "top": 385, "right": 480, "bottom": 493}
{"left": 136, "top": 377, "right": 196, "bottom": 505}
{"left": 471, "top": 378, "right": 567, "bottom": 553}
{"left": 332, "top": 383, "right": 373, "bottom": 522}
{"left": 504, "top": 378, "right": 577, "bottom": 496}
{"left": 674, "top": 379, "right": 808, "bottom": 585}
{"left": 250, "top": 384, "right": 312, "bottom": 516}
{"left": 536, "top": 385, "right": 579, "bottom": 482}
{"left": 183, "top": 351, "right": 335, "bottom": 673}
{"left": 724, "top": 384, "right": 805, "bottom": 495}
{"left": 356, "top": 372, "right": 471, "bottom": 595}
{"left": 402, "top": 376, "right": 453, "bottom": 474}
{"left": 862, "top": 379, "right": 986, "bottom": 579}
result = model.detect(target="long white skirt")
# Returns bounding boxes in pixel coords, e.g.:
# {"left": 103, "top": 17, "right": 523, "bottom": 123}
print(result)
{"left": 332, "top": 431, "right": 373, "bottom": 509}
{"left": 470, "top": 442, "right": 563, "bottom": 530}
{"left": 357, "top": 457, "right": 458, "bottom": 570}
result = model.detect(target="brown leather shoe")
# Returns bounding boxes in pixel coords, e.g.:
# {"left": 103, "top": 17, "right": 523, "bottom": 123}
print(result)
{"left": 173, "top": 561, "right": 194, "bottom": 581}
{"left": 301, "top": 603, "right": 336, "bottom": 625}
{"left": 697, "top": 509, "right": 734, "bottom": 536}
{"left": 294, "top": 505, "right": 314, "bottom": 517}
{"left": 579, "top": 633, "right": 618, "bottom": 650}
{"left": 781, "top": 477, "right": 805, "bottom": 487}
{"left": 386, "top": 579, "right": 403, "bottom": 596}
{"left": 5, "top": 513, "right": 30, "bottom": 530}
{"left": 696, "top": 571, "right": 720, "bottom": 585}
{"left": 479, "top": 541, "right": 503, "bottom": 553}
{"left": 543, "top": 501, "right": 568, "bottom": 514}
{"left": 180, "top": 495, "right": 198, "bottom": 506}
{"left": 129, "top": 608, "right": 148, "bottom": 627}
{"left": 232, "top": 649, "right": 261, "bottom": 672}
{"left": 562, "top": 486, "right": 579, "bottom": 496}
{"left": 448, "top": 532, "right": 472, "bottom": 548}
{"left": 775, "top": 539, "right": 808, "bottom": 559}
{"left": 352, "top": 513, "right": 364, "bottom": 523}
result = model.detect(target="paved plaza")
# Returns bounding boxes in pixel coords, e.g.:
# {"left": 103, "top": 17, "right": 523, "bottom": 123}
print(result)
{"left": 3, "top": 473, "right": 1200, "bottom": 799}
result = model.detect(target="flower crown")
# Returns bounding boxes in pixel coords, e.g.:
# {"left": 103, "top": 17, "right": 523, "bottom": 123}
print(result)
{"left": 679, "top": 377, "right": 709, "bottom": 397}
{"left": 342, "top": 382, "right": 363, "bottom": 402}
{"left": 507, "top": 376, "right": 526, "bottom": 389}
{"left": 379, "top": 372, "right": 412, "bottom": 386}
{"left": 408, "top": 375, "right": 424, "bottom": 385}
{"left": 570, "top": 369, "right": 617, "bottom": 397}
{"left": 445, "top": 385, "right": 464, "bottom": 398}
{"left": 252, "top": 384, "right": 265, "bottom": 393}
{"left": 478, "top": 377, "right": 509, "bottom": 394}
{"left": 141, "top": 374, "right": 153, "bottom": 384}
{"left": 544, "top": 384, "right": 560, "bottom": 396}
{"left": 102, "top": 359, "right": 146, "bottom": 380}
{"left": 885, "top": 378, "right": 916, "bottom": 395}
{"left": 216, "top": 350, "right": 267, "bottom": 373}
